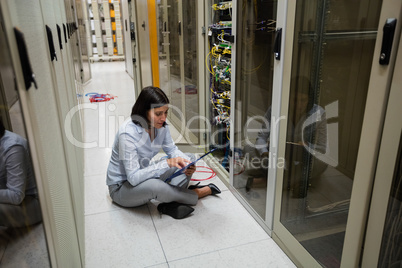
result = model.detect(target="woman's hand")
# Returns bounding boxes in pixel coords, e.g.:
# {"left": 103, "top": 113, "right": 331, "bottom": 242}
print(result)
{"left": 184, "top": 165, "right": 196, "bottom": 176}
{"left": 166, "top": 157, "right": 190, "bottom": 169}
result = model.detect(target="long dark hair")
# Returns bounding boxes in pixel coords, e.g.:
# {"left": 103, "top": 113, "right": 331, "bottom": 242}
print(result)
{"left": 131, "top": 86, "right": 169, "bottom": 128}
{"left": 0, "top": 118, "right": 5, "bottom": 138}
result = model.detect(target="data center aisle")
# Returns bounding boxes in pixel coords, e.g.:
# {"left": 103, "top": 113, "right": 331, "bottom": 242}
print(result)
{"left": 83, "top": 61, "right": 295, "bottom": 268}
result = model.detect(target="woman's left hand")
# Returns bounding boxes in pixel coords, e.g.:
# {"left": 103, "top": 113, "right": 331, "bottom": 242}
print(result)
{"left": 184, "top": 165, "right": 196, "bottom": 176}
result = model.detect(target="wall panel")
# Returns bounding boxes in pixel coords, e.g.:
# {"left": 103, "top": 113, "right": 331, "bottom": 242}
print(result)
{"left": 1, "top": 0, "right": 83, "bottom": 266}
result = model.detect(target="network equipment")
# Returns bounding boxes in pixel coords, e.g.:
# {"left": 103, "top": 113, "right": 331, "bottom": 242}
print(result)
{"left": 208, "top": 1, "right": 233, "bottom": 168}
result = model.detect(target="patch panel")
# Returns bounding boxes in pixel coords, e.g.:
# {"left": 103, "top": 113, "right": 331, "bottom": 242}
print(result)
{"left": 208, "top": 1, "right": 233, "bottom": 168}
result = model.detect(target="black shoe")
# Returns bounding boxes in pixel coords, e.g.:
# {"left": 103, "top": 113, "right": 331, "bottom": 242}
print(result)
{"left": 157, "top": 202, "right": 194, "bottom": 219}
{"left": 188, "top": 182, "right": 221, "bottom": 195}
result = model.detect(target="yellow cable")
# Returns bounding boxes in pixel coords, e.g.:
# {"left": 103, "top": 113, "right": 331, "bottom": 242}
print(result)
{"left": 219, "top": 104, "right": 231, "bottom": 110}
{"left": 241, "top": 50, "right": 268, "bottom": 74}
{"left": 205, "top": 52, "right": 215, "bottom": 75}
{"left": 254, "top": 0, "right": 258, "bottom": 18}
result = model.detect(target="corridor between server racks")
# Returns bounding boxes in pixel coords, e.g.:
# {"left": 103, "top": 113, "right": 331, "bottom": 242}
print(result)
{"left": 83, "top": 61, "right": 295, "bottom": 267}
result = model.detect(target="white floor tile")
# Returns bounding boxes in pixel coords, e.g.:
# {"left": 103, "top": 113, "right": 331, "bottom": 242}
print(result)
{"left": 81, "top": 101, "right": 122, "bottom": 148}
{"left": 144, "top": 263, "right": 169, "bottom": 268}
{"left": 85, "top": 174, "right": 122, "bottom": 216}
{"left": 83, "top": 61, "right": 295, "bottom": 268}
{"left": 168, "top": 239, "right": 296, "bottom": 268}
{"left": 84, "top": 147, "right": 112, "bottom": 177}
{"left": 85, "top": 208, "right": 166, "bottom": 268}
{"left": 0, "top": 229, "right": 7, "bottom": 263}
{"left": 149, "top": 191, "right": 269, "bottom": 261}
{"left": 0, "top": 224, "right": 50, "bottom": 267}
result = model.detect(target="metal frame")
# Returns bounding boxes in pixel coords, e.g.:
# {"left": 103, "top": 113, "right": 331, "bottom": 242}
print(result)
{"left": 272, "top": 1, "right": 322, "bottom": 266}
{"left": 0, "top": 0, "right": 84, "bottom": 266}
{"left": 159, "top": 0, "right": 201, "bottom": 146}
{"left": 272, "top": 0, "right": 402, "bottom": 266}
{"left": 362, "top": 27, "right": 402, "bottom": 266}
{"left": 341, "top": 1, "right": 402, "bottom": 266}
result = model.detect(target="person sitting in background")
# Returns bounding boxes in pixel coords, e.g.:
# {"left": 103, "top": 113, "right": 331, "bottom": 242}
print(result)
{"left": 244, "top": 76, "right": 328, "bottom": 195}
{"left": 0, "top": 118, "right": 42, "bottom": 228}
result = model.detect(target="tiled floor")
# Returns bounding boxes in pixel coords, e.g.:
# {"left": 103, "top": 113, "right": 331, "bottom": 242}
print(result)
{"left": 84, "top": 61, "right": 296, "bottom": 268}
{"left": 0, "top": 224, "right": 50, "bottom": 267}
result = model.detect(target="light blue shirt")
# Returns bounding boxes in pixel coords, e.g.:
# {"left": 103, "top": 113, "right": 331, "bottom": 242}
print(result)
{"left": 106, "top": 119, "right": 189, "bottom": 187}
{"left": 0, "top": 131, "right": 37, "bottom": 205}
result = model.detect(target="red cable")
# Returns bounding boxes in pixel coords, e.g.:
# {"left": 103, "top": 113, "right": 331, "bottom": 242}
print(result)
{"left": 233, "top": 160, "right": 245, "bottom": 175}
{"left": 191, "top": 165, "right": 216, "bottom": 181}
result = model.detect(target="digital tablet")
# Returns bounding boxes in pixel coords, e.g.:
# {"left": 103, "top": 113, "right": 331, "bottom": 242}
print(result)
{"left": 164, "top": 148, "right": 217, "bottom": 182}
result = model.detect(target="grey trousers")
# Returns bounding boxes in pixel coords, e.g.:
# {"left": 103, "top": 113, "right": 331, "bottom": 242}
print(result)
{"left": 0, "top": 196, "right": 42, "bottom": 228}
{"left": 109, "top": 154, "right": 198, "bottom": 207}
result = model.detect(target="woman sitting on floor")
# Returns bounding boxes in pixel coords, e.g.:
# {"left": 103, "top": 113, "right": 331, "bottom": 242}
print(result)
{"left": 106, "top": 86, "right": 220, "bottom": 219}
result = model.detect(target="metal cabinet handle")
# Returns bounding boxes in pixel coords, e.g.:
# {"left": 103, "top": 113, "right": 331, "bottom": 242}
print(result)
{"left": 14, "top": 28, "right": 38, "bottom": 90}
{"left": 178, "top": 21, "right": 181, "bottom": 35}
{"left": 379, "top": 18, "right": 397, "bottom": 65}
{"left": 63, "top": 23, "right": 67, "bottom": 43}
{"left": 46, "top": 25, "right": 57, "bottom": 61}
{"left": 56, "top": 24, "right": 63, "bottom": 50}
{"left": 273, "top": 28, "right": 282, "bottom": 60}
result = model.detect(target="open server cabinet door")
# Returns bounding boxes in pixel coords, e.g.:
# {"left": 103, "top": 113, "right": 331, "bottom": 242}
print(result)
{"left": 272, "top": 0, "right": 402, "bottom": 267}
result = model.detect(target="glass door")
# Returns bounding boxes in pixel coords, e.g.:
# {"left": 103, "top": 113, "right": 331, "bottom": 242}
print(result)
{"left": 158, "top": 0, "right": 170, "bottom": 98}
{"left": 129, "top": 0, "right": 141, "bottom": 96}
{"left": 159, "top": 0, "right": 200, "bottom": 144}
{"left": 365, "top": 133, "right": 402, "bottom": 267}
{"left": 164, "top": 0, "right": 184, "bottom": 140}
{"left": 375, "top": 136, "right": 402, "bottom": 267}
{"left": 273, "top": 0, "right": 401, "bottom": 266}
{"left": 182, "top": 0, "right": 199, "bottom": 144}
{"left": 232, "top": 0, "right": 277, "bottom": 221}
{"left": 0, "top": 9, "right": 50, "bottom": 265}
{"left": 361, "top": 32, "right": 402, "bottom": 267}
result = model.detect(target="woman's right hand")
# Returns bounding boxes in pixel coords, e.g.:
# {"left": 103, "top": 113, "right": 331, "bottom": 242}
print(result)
{"left": 166, "top": 157, "right": 190, "bottom": 169}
